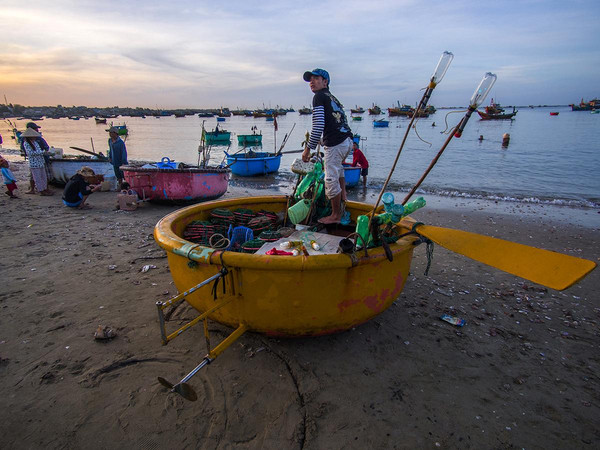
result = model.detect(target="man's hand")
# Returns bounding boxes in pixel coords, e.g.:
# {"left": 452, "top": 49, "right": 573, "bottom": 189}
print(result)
{"left": 301, "top": 146, "right": 311, "bottom": 163}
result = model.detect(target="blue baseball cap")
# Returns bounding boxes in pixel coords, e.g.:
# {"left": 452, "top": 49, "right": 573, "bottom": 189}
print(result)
{"left": 303, "top": 68, "right": 330, "bottom": 84}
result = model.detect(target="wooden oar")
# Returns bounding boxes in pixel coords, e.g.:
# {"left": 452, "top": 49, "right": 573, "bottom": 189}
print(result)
{"left": 403, "top": 221, "right": 596, "bottom": 291}
{"left": 69, "top": 146, "right": 106, "bottom": 159}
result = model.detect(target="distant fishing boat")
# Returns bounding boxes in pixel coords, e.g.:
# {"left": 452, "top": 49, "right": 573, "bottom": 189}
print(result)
{"left": 350, "top": 106, "right": 365, "bottom": 114}
{"left": 203, "top": 126, "right": 231, "bottom": 145}
{"left": 368, "top": 104, "right": 381, "bottom": 115}
{"left": 477, "top": 109, "right": 517, "bottom": 120}
{"left": 106, "top": 123, "right": 128, "bottom": 135}
{"left": 95, "top": 117, "right": 107, "bottom": 124}
{"left": 388, "top": 102, "right": 428, "bottom": 117}
{"left": 217, "top": 117, "right": 226, "bottom": 122}
{"left": 571, "top": 98, "right": 600, "bottom": 111}
{"left": 549, "top": 112, "right": 559, "bottom": 116}
{"left": 373, "top": 119, "right": 390, "bottom": 127}
{"left": 477, "top": 99, "right": 517, "bottom": 120}
{"left": 237, "top": 127, "right": 262, "bottom": 145}
{"left": 298, "top": 107, "right": 312, "bottom": 115}
{"left": 351, "top": 116, "right": 362, "bottom": 121}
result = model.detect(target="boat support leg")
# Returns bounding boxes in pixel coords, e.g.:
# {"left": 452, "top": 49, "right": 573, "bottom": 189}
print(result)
{"left": 158, "top": 323, "right": 247, "bottom": 401}
{"left": 156, "top": 271, "right": 227, "bottom": 345}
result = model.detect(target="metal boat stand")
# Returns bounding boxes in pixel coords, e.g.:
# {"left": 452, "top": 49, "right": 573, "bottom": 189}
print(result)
{"left": 156, "top": 271, "right": 247, "bottom": 401}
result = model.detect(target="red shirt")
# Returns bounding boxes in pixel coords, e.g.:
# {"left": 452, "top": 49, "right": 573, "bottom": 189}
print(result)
{"left": 351, "top": 148, "right": 369, "bottom": 168}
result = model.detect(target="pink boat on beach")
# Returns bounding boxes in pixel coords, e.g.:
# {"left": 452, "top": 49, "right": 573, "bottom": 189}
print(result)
{"left": 121, "top": 160, "right": 230, "bottom": 202}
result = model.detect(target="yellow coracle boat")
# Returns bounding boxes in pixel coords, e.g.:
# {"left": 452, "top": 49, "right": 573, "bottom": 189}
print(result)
{"left": 154, "top": 195, "right": 596, "bottom": 400}
{"left": 154, "top": 195, "right": 418, "bottom": 338}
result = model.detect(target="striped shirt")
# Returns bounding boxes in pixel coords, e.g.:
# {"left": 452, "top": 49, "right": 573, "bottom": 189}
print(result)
{"left": 307, "top": 88, "right": 352, "bottom": 150}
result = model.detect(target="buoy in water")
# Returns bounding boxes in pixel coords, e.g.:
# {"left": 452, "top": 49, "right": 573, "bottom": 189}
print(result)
{"left": 502, "top": 133, "right": 510, "bottom": 147}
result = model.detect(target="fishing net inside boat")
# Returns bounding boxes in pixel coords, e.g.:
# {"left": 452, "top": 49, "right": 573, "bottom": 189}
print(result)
{"left": 233, "top": 208, "right": 256, "bottom": 227}
{"left": 240, "top": 239, "right": 265, "bottom": 254}
{"left": 182, "top": 220, "right": 215, "bottom": 245}
{"left": 258, "top": 230, "right": 281, "bottom": 242}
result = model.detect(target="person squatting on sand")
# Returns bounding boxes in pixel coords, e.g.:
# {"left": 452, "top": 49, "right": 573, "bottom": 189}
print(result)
{"left": 0, "top": 155, "right": 19, "bottom": 198}
{"left": 20, "top": 128, "right": 53, "bottom": 196}
{"left": 302, "top": 68, "right": 353, "bottom": 224}
{"left": 62, "top": 166, "right": 101, "bottom": 209}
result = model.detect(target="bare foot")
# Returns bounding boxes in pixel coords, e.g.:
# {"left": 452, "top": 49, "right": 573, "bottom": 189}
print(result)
{"left": 318, "top": 215, "right": 342, "bottom": 224}
{"left": 25, "top": 190, "right": 36, "bottom": 195}
{"left": 77, "top": 204, "right": 92, "bottom": 210}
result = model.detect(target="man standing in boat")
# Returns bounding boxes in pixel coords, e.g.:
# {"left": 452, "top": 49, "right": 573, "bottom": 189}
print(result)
{"left": 302, "top": 68, "right": 353, "bottom": 224}
{"left": 107, "top": 127, "right": 128, "bottom": 189}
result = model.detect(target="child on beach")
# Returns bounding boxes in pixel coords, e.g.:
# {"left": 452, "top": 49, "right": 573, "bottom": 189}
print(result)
{"left": 0, "top": 156, "right": 18, "bottom": 198}
{"left": 350, "top": 141, "right": 369, "bottom": 187}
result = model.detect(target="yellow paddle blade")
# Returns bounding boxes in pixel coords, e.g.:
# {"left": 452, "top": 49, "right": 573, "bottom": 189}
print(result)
{"left": 415, "top": 224, "right": 596, "bottom": 291}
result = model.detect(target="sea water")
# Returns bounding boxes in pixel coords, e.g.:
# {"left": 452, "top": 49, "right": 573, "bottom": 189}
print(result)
{"left": 3, "top": 106, "right": 599, "bottom": 207}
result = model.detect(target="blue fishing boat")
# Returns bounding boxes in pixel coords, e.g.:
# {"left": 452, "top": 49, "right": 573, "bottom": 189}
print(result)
{"left": 225, "top": 151, "right": 281, "bottom": 176}
{"left": 373, "top": 119, "right": 390, "bottom": 128}
{"left": 343, "top": 163, "right": 361, "bottom": 187}
{"left": 217, "top": 117, "right": 226, "bottom": 122}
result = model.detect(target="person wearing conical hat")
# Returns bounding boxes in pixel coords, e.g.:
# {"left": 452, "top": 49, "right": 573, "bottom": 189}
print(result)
{"left": 20, "top": 122, "right": 51, "bottom": 192}
{"left": 21, "top": 128, "right": 53, "bottom": 196}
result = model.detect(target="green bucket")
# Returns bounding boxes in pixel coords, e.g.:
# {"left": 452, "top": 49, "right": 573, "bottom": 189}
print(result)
{"left": 288, "top": 199, "right": 311, "bottom": 224}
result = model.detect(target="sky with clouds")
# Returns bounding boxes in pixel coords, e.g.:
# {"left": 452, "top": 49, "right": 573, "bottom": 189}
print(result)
{"left": 1, "top": 0, "right": 598, "bottom": 109}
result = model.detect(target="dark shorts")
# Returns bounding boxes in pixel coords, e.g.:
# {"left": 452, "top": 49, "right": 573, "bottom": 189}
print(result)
{"left": 113, "top": 165, "right": 124, "bottom": 180}
{"left": 361, "top": 168, "right": 368, "bottom": 177}
{"left": 6, "top": 182, "right": 17, "bottom": 192}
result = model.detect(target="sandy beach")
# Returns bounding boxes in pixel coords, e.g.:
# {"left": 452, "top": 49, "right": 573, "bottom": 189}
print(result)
{"left": 1, "top": 153, "right": 599, "bottom": 449}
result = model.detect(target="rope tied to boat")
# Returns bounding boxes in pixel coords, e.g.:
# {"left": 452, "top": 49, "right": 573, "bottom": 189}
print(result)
{"left": 410, "top": 222, "right": 434, "bottom": 276}
{"left": 211, "top": 252, "right": 229, "bottom": 301}
{"left": 387, "top": 222, "right": 435, "bottom": 276}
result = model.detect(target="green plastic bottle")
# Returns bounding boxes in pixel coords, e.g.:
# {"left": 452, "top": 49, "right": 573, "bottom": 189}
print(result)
{"left": 355, "top": 215, "right": 370, "bottom": 249}
{"left": 382, "top": 192, "right": 395, "bottom": 212}
{"left": 403, "top": 197, "right": 426, "bottom": 216}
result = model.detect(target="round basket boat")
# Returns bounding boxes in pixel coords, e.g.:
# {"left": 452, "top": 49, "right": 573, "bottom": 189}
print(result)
{"left": 121, "top": 165, "right": 230, "bottom": 202}
{"left": 154, "top": 195, "right": 420, "bottom": 337}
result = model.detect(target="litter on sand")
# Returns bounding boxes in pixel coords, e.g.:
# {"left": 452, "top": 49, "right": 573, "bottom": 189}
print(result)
{"left": 94, "top": 325, "right": 117, "bottom": 340}
{"left": 440, "top": 314, "right": 466, "bottom": 327}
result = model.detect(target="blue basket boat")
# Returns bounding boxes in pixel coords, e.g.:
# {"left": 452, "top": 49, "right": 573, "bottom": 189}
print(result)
{"left": 373, "top": 119, "right": 390, "bottom": 128}
{"left": 226, "top": 151, "right": 282, "bottom": 176}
